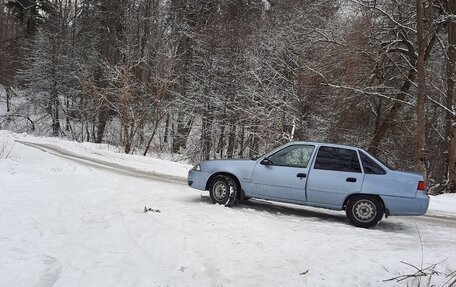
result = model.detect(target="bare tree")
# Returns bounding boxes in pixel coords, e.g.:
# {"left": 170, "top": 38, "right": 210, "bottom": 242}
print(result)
{"left": 446, "top": 0, "right": 456, "bottom": 192}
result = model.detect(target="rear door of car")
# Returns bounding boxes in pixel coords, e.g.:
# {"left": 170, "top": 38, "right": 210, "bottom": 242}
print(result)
{"left": 306, "top": 146, "right": 364, "bottom": 208}
{"left": 251, "top": 144, "right": 316, "bottom": 203}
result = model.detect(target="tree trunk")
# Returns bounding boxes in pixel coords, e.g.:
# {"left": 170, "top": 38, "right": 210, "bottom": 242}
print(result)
{"left": 415, "top": 0, "right": 427, "bottom": 180}
{"left": 226, "top": 120, "right": 236, "bottom": 158}
{"left": 238, "top": 126, "right": 245, "bottom": 158}
{"left": 51, "top": 94, "right": 60, "bottom": 136}
{"left": 447, "top": 0, "right": 456, "bottom": 192}
{"left": 163, "top": 114, "right": 170, "bottom": 144}
{"left": 5, "top": 86, "right": 11, "bottom": 113}
{"left": 368, "top": 69, "right": 416, "bottom": 155}
{"left": 249, "top": 127, "right": 260, "bottom": 159}
{"left": 218, "top": 124, "right": 225, "bottom": 158}
{"left": 65, "top": 95, "right": 70, "bottom": 132}
{"left": 95, "top": 103, "right": 109, "bottom": 143}
{"left": 143, "top": 116, "right": 160, "bottom": 156}
{"left": 121, "top": 97, "right": 131, "bottom": 154}
{"left": 201, "top": 107, "right": 212, "bottom": 160}
{"left": 170, "top": 113, "right": 193, "bottom": 154}
{"left": 51, "top": 79, "right": 60, "bottom": 136}
{"left": 172, "top": 113, "right": 183, "bottom": 153}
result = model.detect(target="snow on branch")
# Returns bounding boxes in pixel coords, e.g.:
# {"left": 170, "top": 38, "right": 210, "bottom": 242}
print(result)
{"left": 326, "top": 83, "right": 415, "bottom": 106}
{"left": 0, "top": 114, "right": 35, "bottom": 131}
{"left": 350, "top": 0, "right": 417, "bottom": 34}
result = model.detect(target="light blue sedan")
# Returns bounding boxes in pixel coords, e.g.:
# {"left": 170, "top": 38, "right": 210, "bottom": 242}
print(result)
{"left": 187, "top": 142, "right": 429, "bottom": 227}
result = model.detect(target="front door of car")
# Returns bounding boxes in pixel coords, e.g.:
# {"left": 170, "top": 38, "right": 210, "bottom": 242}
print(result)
{"left": 306, "top": 146, "right": 364, "bottom": 208}
{"left": 251, "top": 145, "right": 315, "bottom": 202}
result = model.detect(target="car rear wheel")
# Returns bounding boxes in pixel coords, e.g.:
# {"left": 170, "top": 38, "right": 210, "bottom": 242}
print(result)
{"left": 346, "top": 195, "right": 384, "bottom": 228}
{"left": 209, "top": 175, "right": 237, "bottom": 206}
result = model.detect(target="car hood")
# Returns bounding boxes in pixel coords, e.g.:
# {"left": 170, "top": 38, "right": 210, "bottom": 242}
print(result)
{"left": 200, "top": 159, "right": 257, "bottom": 174}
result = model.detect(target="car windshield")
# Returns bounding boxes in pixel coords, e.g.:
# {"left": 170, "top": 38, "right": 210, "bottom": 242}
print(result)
{"left": 250, "top": 152, "right": 266, "bottom": 161}
{"left": 250, "top": 143, "right": 285, "bottom": 160}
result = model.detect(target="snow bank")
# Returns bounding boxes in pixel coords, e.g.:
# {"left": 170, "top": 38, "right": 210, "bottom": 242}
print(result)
{"left": 3, "top": 130, "right": 192, "bottom": 179}
{"left": 429, "top": 193, "right": 456, "bottom": 216}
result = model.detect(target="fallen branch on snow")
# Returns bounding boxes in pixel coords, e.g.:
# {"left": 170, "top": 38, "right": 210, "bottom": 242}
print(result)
{"left": 383, "top": 261, "right": 440, "bottom": 283}
{"left": 144, "top": 206, "right": 161, "bottom": 213}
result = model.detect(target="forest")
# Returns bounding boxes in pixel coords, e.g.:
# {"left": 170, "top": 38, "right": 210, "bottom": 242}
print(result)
{"left": 0, "top": 0, "right": 455, "bottom": 193}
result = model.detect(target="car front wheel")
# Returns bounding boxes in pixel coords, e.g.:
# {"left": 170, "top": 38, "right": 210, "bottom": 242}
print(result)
{"left": 346, "top": 195, "right": 384, "bottom": 228}
{"left": 209, "top": 175, "right": 238, "bottom": 206}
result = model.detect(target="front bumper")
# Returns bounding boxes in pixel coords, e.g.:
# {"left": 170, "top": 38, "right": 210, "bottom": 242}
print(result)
{"left": 187, "top": 170, "right": 211, "bottom": 191}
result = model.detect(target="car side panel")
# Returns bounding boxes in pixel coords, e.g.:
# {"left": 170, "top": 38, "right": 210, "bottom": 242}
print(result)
{"left": 306, "top": 170, "right": 364, "bottom": 207}
{"left": 251, "top": 164, "right": 309, "bottom": 202}
{"left": 360, "top": 173, "right": 419, "bottom": 198}
{"left": 305, "top": 146, "right": 364, "bottom": 208}
{"left": 190, "top": 160, "right": 257, "bottom": 194}
{"left": 359, "top": 170, "right": 429, "bottom": 214}
{"left": 380, "top": 191, "right": 429, "bottom": 215}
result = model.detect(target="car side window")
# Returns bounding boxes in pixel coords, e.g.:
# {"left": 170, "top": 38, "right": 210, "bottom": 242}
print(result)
{"left": 269, "top": 145, "right": 315, "bottom": 168}
{"left": 314, "top": 146, "right": 361, "bottom": 173}
{"left": 359, "top": 151, "right": 386, "bottom": 175}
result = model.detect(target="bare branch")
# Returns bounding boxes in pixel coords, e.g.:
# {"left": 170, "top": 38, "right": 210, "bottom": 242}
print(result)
{"left": 326, "top": 83, "right": 415, "bottom": 106}
{"left": 350, "top": 0, "right": 417, "bottom": 33}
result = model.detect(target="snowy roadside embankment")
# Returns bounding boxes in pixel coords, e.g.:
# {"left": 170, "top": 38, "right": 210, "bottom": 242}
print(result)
{"left": 2, "top": 130, "right": 193, "bottom": 179}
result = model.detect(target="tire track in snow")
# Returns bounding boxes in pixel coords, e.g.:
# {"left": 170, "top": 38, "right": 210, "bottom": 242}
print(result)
{"left": 16, "top": 140, "right": 187, "bottom": 186}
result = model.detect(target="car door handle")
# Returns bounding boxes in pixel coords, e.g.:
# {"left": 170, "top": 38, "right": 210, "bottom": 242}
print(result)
{"left": 297, "top": 173, "right": 307, "bottom": 178}
{"left": 346, "top": 177, "right": 357, "bottom": 183}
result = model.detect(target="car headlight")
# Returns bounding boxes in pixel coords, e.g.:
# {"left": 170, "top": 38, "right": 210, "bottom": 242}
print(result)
{"left": 192, "top": 164, "right": 201, "bottom": 172}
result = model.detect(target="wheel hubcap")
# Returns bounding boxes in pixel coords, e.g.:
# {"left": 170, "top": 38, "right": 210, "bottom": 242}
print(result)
{"left": 353, "top": 199, "right": 377, "bottom": 222}
{"left": 213, "top": 182, "right": 227, "bottom": 201}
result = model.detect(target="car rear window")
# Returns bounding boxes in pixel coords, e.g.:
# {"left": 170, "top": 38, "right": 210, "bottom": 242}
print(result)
{"left": 359, "top": 151, "right": 386, "bottom": 175}
{"left": 314, "top": 146, "right": 361, "bottom": 173}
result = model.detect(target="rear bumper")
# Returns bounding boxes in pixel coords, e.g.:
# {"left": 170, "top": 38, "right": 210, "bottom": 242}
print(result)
{"left": 187, "top": 170, "right": 211, "bottom": 191}
{"left": 381, "top": 191, "right": 429, "bottom": 216}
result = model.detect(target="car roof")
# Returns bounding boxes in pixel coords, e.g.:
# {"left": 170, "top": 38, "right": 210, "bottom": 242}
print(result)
{"left": 286, "top": 141, "right": 363, "bottom": 150}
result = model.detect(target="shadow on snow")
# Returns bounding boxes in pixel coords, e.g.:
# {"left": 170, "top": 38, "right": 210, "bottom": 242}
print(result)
{"left": 185, "top": 195, "right": 413, "bottom": 233}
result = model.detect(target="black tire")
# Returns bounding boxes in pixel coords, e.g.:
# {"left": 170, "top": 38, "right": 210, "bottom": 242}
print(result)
{"left": 346, "top": 195, "right": 384, "bottom": 228}
{"left": 209, "top": 175, "right": 238, "bottom": 206}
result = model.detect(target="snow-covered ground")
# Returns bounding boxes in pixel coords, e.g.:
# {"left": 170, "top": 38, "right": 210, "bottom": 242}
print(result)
{"left": 1, "top": 130, "right": 456, "bottom": 287}
{"left": 428, "top": 193, "right": 456, "bottom": 217}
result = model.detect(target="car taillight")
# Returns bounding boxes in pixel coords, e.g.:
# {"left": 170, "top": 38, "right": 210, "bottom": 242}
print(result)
{"left": 417, "top": 181, "right": 426, "bottom": 191}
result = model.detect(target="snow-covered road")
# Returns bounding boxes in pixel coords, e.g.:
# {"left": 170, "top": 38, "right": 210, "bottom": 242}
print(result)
{"left": 1, "top": 132, "right": 456, "bottom": 286}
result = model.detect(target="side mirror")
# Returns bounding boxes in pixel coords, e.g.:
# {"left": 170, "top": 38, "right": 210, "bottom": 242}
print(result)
{"left": 260, "top": 157, "right": 272, "bottom": 165}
